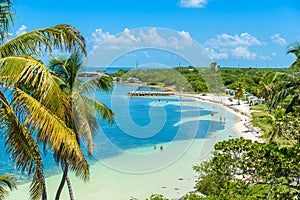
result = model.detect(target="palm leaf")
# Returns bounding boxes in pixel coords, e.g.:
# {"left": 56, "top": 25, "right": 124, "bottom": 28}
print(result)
{"left": 0, "top": 91, "right": 45, "bottom": 200}
{"left": 83, "top": 96, "right": 114, "bottom": 124}
{"left": 0, "top": 0, "right": 13, "bottom": 44}
{"left": 0, "top": 55, "right": 72, "bottom": 120}
{"left": 77, "top": 75, "right": 113, "bottom": 94}
{"left": 0, "top": 24, "right": 86, "bottom": 58}
{"left": 11, "top": 88, "right": 89, "bottom": 181}
{"left": 72, "top": 92, "right": 94, "bottom": 154}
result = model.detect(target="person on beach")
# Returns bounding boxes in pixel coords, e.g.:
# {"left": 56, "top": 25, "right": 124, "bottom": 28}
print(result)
{"left": 160, "top": 145, "right": 164, "bottom": 151}
{"left": 154, "top": 145, "right": 157, "bottom": 150}
{"left": 220, "top": 116, "right": 222, "bottom": 123}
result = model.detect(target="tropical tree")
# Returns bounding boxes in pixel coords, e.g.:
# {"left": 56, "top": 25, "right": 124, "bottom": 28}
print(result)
{"left": 194, "top": 138, "right": 300, "bottom": 199}
{"left": 210, "top": 61, "right": 218, "bottom": 73}
{"left": 0, "top": 1, "right": 91, "bottom": 199}
{"left": 48, "top": 51, "right": 113, "bottom": 200}
{"left": 229, "top": 81, "right": 245, "bottom": 104}
{"left": 287, "top": 43, "right": 300, "bottom": 70}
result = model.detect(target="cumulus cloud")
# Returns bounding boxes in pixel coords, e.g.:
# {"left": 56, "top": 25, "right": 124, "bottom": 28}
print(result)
{"left": 205, "top": 47, "right": 228, "bottom": 59}
{"left": 16, "top": 25, "right": 27, "bottom": 36}
{"left": 271, "top": 34, "right": 287, "bottom": 45}
{"left": 89, "top": 28, "right": 194, "bottom": 50}
{"left": 90, "top": 28, "right": 140, "bottom": 50}
{"left": 231, "top": 47, "right": 257, "bottom": 59}
{"left": 204, "top": 32, "right": 267, "bottom": 60}
{"left": 205, "top": 32, "right": 265, "bottom": 48}
{"left": 179, "top": 0, "right": 208, "bottom": 8}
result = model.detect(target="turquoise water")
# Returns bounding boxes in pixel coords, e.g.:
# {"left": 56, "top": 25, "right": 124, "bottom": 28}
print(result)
{"left": 0, "top": 83, "right": 238, "bottom": 179}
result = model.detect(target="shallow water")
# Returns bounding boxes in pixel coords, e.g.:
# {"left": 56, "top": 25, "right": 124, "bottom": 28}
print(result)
{"left": 4, "top": 83, "right": 240, "bottom": 199}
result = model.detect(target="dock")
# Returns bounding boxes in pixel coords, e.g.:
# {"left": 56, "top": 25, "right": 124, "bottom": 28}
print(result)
{"left": 128, "top": 91, "right": 175, "bottom": 96}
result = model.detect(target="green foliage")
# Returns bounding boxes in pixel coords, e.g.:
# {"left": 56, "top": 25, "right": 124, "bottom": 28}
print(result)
{"left": 111, "top": 69, "right": 129, "bottom": 77}
{"left": 146, "top": 194, "right": 169, "bottom": 200}
{"left": 194, "top": 138, "right": 300, "bottom": 199}
{"left": 219, "top": 68, "right": 288, "bottom": 96}
{"left": 182, "top": 193, "right": 204, "bottom": 200}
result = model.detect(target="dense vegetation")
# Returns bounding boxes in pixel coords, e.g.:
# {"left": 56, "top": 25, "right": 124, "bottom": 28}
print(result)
{"left": 111, "top": 66, "right": 288, "bottom": 96}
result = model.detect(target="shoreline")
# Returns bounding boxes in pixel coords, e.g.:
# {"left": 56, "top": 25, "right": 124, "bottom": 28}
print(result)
{"left": 121, "top": 80, "right": 264, "bottom": 142}
{"left": 7, "top": 91, "right": 264, "bottom": 200}
{"left": 176, "top": 93, "right": 264, "bottom": 142}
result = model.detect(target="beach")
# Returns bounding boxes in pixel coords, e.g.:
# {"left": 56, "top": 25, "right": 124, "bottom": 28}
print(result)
{"left": 7, "top": 92, "right": 263, "bottom": 200}
{"left": 177, "top": 93, "right": 264, "bottom": 143}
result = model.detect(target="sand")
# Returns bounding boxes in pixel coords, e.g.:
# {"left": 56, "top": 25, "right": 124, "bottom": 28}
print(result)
{"left": 177, "top": 93, "right": 264, "bottom": 143}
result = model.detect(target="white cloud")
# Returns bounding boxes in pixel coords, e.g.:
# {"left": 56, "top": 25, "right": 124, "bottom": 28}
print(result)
{"left": 90, "top": 28, "right": 140, "bottom": 50}
{"left": 204, "top": 32, "right": 268, "bottom": 60}
{"left": 232, "top": 47, "right": 257, "bottom": 60}
{"left": 179, "top": 0, "right": 208, "bottom": 8}
{"left": 205, "top": 32, "right": 265, "bottom": 48}
{"left": 89, "top": 28, "right": 194, "bottom": 50}
{"left": 205, "top": 47, "right": 228, "bottom": 59}
{"left": 16, "top": 25, "right": 27, "bottom": 36}
{"left": 271, "top": 34, "right": 287, "bottom": 45}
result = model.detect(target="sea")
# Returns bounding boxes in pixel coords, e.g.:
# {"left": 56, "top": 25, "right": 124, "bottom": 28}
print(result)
{"left": 2, "top": 69, "right": 241, "bottom": 199}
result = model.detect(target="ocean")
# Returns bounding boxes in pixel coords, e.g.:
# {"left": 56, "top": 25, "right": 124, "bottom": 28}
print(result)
{"left": 4, "top": 83, "right": 240, "bottom": 199}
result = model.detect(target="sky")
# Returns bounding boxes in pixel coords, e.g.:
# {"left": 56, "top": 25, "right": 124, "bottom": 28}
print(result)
{"left": 11, "top": 0, "right": 300, "bottom": 68}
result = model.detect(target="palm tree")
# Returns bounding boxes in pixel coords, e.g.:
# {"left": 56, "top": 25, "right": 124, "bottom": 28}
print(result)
{"left": 0, "top": 1, "right": 90, "bottom": 199}
{"left": 49, "top": 51, "right": 113, "bottom": 200}
{"left": 287, "top": 43, "right": 300, "bottom": 70}
{"left": 0, "top": 174, "right": 16, "bottom": 200}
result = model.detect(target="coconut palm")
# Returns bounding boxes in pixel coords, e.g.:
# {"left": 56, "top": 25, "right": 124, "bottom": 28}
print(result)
{"left": 0, "top": 1, "right": 90, "bottom": 199}
{"left": 287, "top": 43, "right": 300, "bottom": 70}
{"left": 49, "top": 51, "right": 113, "bottom": 200}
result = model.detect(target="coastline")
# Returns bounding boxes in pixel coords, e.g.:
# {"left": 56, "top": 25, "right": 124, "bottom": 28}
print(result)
{"left": 177, "top": 93, "right": 264, "bottom": 142}
{"left": 121, "top": 81, "right": 263, "bottom": 142}
{"left": 7, "top": 90, "right": 264, "bottom": 200}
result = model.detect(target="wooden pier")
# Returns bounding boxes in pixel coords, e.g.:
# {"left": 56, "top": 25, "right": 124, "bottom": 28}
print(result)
{"left": 128, "top": 91, "right": 175, "bottom": 96}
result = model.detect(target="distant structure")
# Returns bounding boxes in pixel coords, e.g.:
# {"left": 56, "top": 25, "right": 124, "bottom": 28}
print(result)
{"left": 128, "top": 91, "right": 175, "bottom": 96}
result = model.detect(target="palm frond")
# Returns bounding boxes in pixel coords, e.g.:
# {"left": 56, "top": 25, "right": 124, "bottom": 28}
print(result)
{"left": 83, "top": 96, "right": 114, "bottom": 124}
{"left": 0, "top": 91, "right": 45, "bottom": 200}
{"left": 77, "top": 75, "right": 113, "bottom": 94}
{"left": 11, "top": 88, "right": 89, "bottom": 181}
{"left": 72, "top": 92, "right": 113, "bottom": 154}
{"left": 0, "top": 0, "right": 14, "bottom": 44}
{"left": 72, "top": 92, "right": 93, "bottom": 154}
{"left": 0, "top": 55, "right": 72, "bottom": 120}
{"left": 0, "top": 24, "right": 86, "bottom": 58}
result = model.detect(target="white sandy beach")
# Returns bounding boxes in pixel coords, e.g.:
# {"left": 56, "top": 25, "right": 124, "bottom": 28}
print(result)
{"left": 7, "top": 93, "right": 263, "bottom": 200}
{"left": 178, "top": 93, "right": 264, "bottom": 142}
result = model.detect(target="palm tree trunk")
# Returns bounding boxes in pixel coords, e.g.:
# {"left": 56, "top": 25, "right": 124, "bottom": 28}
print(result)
{"left": 42, "top": 176, "right": 47, "bottom": 200}
{"left": 55, "top": 160, "right": 68, "bottom": 200}
{"left": 66, "top": 175, "right": 74, "bottom": 200}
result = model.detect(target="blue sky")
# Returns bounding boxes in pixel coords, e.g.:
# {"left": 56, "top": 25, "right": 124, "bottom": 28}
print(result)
{"left": 11, "top": 0, "right": 300, "bottom": 68}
